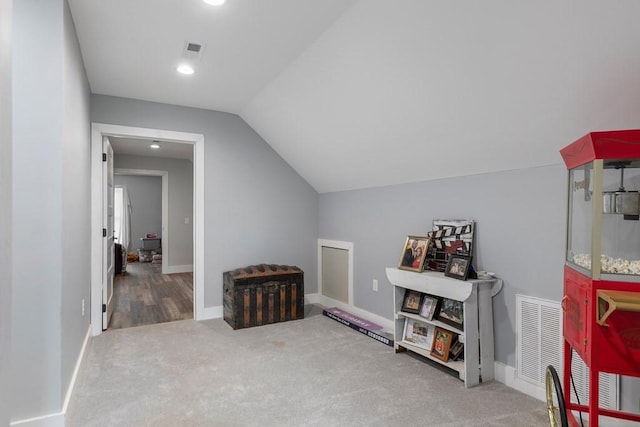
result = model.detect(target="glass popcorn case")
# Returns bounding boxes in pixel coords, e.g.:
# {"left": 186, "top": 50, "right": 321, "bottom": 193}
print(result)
{"left": 559, "top": 130, "right": 640, "bottom": 427}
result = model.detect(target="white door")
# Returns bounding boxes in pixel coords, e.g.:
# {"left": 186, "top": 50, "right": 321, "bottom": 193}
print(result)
{"left": 102, "top": 137, "right": 115, "bottom": 329}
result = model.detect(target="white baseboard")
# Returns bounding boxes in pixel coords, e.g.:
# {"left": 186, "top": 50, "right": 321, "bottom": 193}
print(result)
{"left": 10, "top": 325, "right": 91, "bottom": 427}
{"left": 164, "top": 264, "right": 193, "bottom": 274}
{"left": 304, "top": 293, "right": 394, "bottom": 332}
{"left": 199, "top": 305, "right": 223, "bottom": 320}
{"left": 494, "top": 361, "right": 545, "bottom": 402}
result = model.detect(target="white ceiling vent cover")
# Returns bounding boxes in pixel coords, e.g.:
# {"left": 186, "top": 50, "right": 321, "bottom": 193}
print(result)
{"left": 516, "top": 294, "right": 618, "bottom": 410}
{"left": 182, "top": 41, "right": 205, "bottom": 62}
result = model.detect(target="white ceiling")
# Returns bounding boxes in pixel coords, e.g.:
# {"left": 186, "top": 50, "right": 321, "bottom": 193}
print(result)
{"left": 109, "top": 137, "right": 193, "bottom": 161}
{"left": 70, "top": 0, "right": 640, "bottom": 193}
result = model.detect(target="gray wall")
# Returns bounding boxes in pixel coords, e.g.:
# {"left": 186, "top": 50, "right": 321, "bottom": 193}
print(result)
{"left": 319, "top": 164, "right": 567, "bottom": 367}
{"left": 0, "top": 0, "right": 12, "bottom": 425}
{"left": 92, "top": 95, "right": 319, "bottom": 307}
{"left": 12, "top": 0, "right": 91, "bottom": 421}
{"left": 114, "top": 155, "right": 194, "bottom": 267}
{"left": 61, "top": 0, "right": 91, "bottom": 405}
{"left": 115, "top": 174, "right": 163, "bottom": 252}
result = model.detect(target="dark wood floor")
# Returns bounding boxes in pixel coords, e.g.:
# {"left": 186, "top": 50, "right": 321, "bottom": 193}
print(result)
{"left": 108, "top": 261, "right": 193, "bottom": 330}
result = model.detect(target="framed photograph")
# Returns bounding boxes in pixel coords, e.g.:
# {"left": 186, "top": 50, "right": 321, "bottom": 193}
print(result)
{"left": 430, "top": 327, "right": 454, "bottom": 362}
{"left": 402, "top": 318, "right": 435, "bottom": 350}
{"left": 437, "top": 298, "right": 464, "bottom": 330}
{"left": 450, "top": 340, "right": 464, "bottom": 361}
{"left": 401, "top": 289, "right": 423, "bottom": 314}
{"left": 398, "top": 235, "right": 431, "bottom": 272}
{"left": 419, "top": 295, "right": 439, "bottom": 321}
{"left": 444, "top": 254, "right": 472, "bottom": 281}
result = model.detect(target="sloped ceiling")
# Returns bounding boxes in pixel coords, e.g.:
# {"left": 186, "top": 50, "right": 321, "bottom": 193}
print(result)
{"left": 70, "top": 0, "right": 640, "bottom": 193}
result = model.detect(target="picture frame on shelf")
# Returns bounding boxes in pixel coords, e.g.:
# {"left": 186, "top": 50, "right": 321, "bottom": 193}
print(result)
{"left": 419, "top": 295, "right": 440, "bottom": 321}
{"left": 430, "top": 327, "right": 454, "bottom": 362}
{"left": 402, "top": 318, "right": 435, "bottom": 350}
{"left": 398, "top": 235, "right": 431, "bottom": 272}
{"left": 401, "top": 289, "right": 423, "bottom": 314}
{"left": 444, "top": 254, "right": 472, "bottom": 281}
{"left": 450, "top": 340, "right": 464, "bottom": 361}
{"left": 437, "top": 298, "right": 464, "bottom": 330}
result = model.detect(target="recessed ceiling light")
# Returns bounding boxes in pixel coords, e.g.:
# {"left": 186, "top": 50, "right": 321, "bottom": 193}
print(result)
{"left": 203, "top": 0, "right": 226, "bottom": 5}
{"left": 177, "top": 64, "right": 194, "bottom": 75}
{"left": 150, "top": 143, "right": 160, "bottom": 149}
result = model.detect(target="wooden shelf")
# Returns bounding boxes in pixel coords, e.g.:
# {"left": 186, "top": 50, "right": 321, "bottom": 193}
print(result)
{"left": 396, "top": 340, "right": 466, "bottom": 380}
{"left": 387, "top": 267, "right": 497, "bottom": 388}
{"left": 395, "top": 311, "right": 464, "bottom": 337}
{"left": 596, "top": 289, "right": 640, "bottom": 326}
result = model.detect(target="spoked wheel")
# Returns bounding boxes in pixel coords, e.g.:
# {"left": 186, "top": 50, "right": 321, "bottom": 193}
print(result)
{"left": 545, "top": 365, "right": 568, "bottom": 427}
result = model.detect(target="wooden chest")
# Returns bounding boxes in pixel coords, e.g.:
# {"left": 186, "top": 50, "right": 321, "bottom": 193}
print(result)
{"left": 223, "top": 264, "right": 304, "bottom": 330}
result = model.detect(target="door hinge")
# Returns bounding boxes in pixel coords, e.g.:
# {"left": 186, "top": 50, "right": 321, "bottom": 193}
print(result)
{"left": 102, "top": 304, "right": 106, "bottom": 313}
{"left": 102, "top": 228, "right": 107, "bottom": 237}
{"left": 102, "top": 153, "right": 107, "bottom": 162}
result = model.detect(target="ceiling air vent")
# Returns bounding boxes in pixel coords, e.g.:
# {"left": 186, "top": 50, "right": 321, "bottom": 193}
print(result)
{"left": 182, "top": 41, "right": 205, "bottom": 62}
{"left": 186, "top": 43, "right": 201, "bottom": 53}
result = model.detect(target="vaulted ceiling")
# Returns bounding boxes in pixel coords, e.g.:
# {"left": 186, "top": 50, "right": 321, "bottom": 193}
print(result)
{"left": 69, "top": 0, "right": 640, "bottom": 193}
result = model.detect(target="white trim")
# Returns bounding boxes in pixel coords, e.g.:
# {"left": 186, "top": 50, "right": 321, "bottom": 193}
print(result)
{"left": 115, "top": 169, "right": 168, "bottom": 271}
{"left": 200, "top": 305, "right": 223, "bottom": 320}
{"left": 91, "top": 123, "right": 205, "bottom": 336}
{"left": 114, "top": 168, "right": 169, "bottom": 274}
{"left": 494, "top": 361, "right": 546, "bottom": 402}
{"left": 317, "top": 239, "right": 354, "bottom": 306}
{"left": 10, "top": 412, "right": 63, "bottom": 427}
{"left": 164, "top": 264, "right": 193, "bottom": 274}
{"left": 9, "top": 326, "right": 91, "bottom": 427}
{"left": 305, "top": 292, "right": 394, "bottom": 332}
{"left": 62, "top": 326, "right": 91, "bottom": 413}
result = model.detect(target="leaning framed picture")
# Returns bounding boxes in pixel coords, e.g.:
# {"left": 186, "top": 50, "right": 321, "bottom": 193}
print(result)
{"left": 444, "top": 254, "right": 472, "bottom": 281}
{"left": 419, "top": 295, "right": 439, "bottom": 321}
{"left": 397, "top": 235, "right": 430, "bottom": 272}
{"left": 402, "top": 318, "right": 435, "bottom": 350}
{"left": 430, "top": 327, "right": 454, "bottom": 362}
{"left": 401, "top": 289, "right": 423, "bottom": 314}
{"left": 437, "top": 298, "right": 464, "bottom": 330}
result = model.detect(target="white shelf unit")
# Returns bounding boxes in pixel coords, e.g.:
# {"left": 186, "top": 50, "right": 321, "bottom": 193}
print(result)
{"left": 386, "top": 267, "right": 497, "bottom": 387}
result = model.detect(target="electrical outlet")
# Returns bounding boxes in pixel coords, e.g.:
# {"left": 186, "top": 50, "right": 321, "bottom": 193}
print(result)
{"left": 82, "top": 299, "right": 85, "bottom": 317}
{"left": 373, "top": 279, "right": 379, "bottom": 292}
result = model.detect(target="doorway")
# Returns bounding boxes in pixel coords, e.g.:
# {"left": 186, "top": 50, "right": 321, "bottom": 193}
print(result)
{"left": 91, "top": 123, "right": 205, "bottom": 336}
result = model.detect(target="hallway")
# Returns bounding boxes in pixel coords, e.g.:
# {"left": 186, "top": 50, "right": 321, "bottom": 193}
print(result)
{"left": 108, "top": 262, "right": 193, "bottom": 329}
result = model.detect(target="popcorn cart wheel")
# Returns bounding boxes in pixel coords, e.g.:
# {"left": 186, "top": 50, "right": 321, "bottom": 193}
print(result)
{"left": 545, "top": 365, "right": 568, "bottom": 427}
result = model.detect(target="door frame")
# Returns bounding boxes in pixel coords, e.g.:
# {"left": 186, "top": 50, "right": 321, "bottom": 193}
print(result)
{"left": 317, "top": 239, "right": 354, "bottom": 306}
{"left": 114, "top": 169, "right": 169, "bottom": 274}
{"left": 91, "top": 123, "right": 205, "bottom": 336}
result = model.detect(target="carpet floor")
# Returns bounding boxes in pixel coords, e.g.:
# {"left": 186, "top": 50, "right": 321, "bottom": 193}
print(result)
{"left": 66, "top": 305, "right": 548, "bottom": 426}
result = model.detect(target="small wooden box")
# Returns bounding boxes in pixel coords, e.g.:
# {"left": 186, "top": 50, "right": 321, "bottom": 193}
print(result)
{"left": 223, "top": 264, "right": 304, "bottom": 330}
